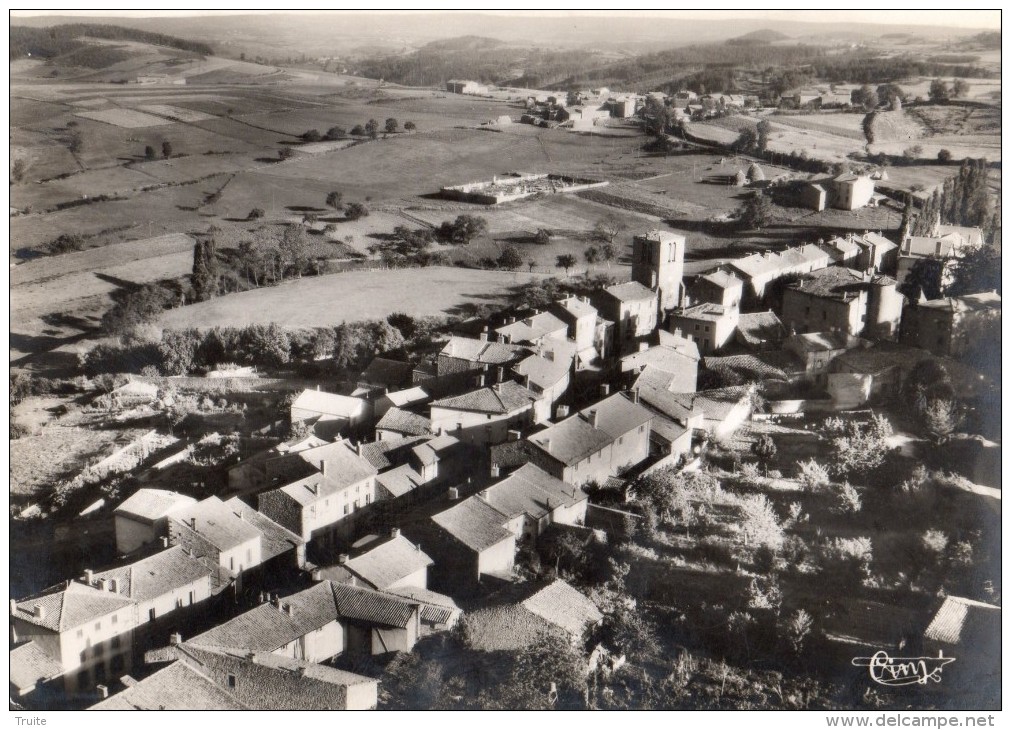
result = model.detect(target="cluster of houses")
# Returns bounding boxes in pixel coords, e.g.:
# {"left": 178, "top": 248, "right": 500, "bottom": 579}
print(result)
{"left": 11, "top": 219, "right": 999, "bottom": 710}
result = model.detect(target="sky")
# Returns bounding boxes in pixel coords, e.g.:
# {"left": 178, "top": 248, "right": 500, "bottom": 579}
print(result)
{"left": 8, "top": 8, "right": 1001, "bottom": 29}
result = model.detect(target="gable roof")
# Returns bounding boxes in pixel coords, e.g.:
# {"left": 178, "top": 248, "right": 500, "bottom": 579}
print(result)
{"left": 677, "top": 302, "right": 732, "bottom": 322}
{"left": 521, "top": 579, "right": 603, "bottom": 637}
{"left": 551, "top": 295, "right": 597, "bottom": 320}
{"left": 484, "top": 463, "right": 586, "bottom": 521}
{"left": 431, "top": 497, "right": 513, "bottom": 552}
{"left": 291, "top": 389, "right": 365, "bottom": 419}
{"left": 605, "top": 280, "right": 656, "bottom": 302}
{"left": 667, "top": 386, "right": 753, "bottom": 423}
{"left": 902, "top": 233, "right": 970, "bottom": 259}
{"left": 924, "top": 596, "right": 1000, "bottom": 647}
{"left": 10, "top": 642, "right": 63, "bottom": 692}
{"left": 439, "top": 337, "right": 530, "bottom": 364}
{"left": 170, "top": 496, "right": 262, "bottom": 551}
{"left": 329, "top": 581, "right": 419, "bottom": 628}
{"left": 736, "top": 311, "right": 786, "bottom": 347}
{"left": 788, "top": 266, "right": 894, "bottom": 301}
{"left": 385, "top": 587, "right": 461, "bottom": 626}
{"left": 179, "top": 644, "right": 377, "bottom": 688}
{"left": 430, "top": 380, "right": 539, "bottom": 415}
{"left": 375, "top": 407, "right": 432, "bottom": 437}
{"left": 704, "top": 352, "right": 802, "bottom": 381}
{"left": 115, "top": 489, "right": 196, "bottom": 523}
{"left": 14, "top": 581, "right": 135, "bottom": 633}
{"left": 359, "top": 434, "right": 428, "bottom": 470}
{"left": 935, "top": 225, "right": 983, "bottom": 247}
{"left": 496, "top": 311, "right": 568, "bottom": 344}
{"left": 359, "top": 357, "right": 413, "bottom": 387}
{"left": 635, "top": 382, "right": 704, "bottom": 426}
{"left": 381, "top": 386, "right": 430, "bottom": 408}
{"left": 621, "top": 344, "right": 700, "bottom": 379}
{"left": 696, "top": 270, "right": 743, "bottom": 290}
{"left": 343, "top": 534, "right": 434, "bottom": 590}
{"left": 91, "top": 546, "right": 213, "bottom": 603}
{"left": 858, "top": 231, "right": 898, "bottom": 252}
{"left": 265, "top": 441, "right": 378, "bottom": 505}
{"left": 528, "top": 413, "right": 615, "bottom": 466}
{"left": 89, "top": 661, "right": 249, "bottom": 711}
{"left": 915, "top": 291, "right": 1001, "bottom": 313}
{"left": 578, "top": 391, "right": 654, "bottom": 440}
{"left": 222, "top": 498, "right": 305, "bottom": 560}
{"left": 785, "top": 331, "right": 855, "bottom": 352}
{"left": 513, "top": 353, "right": 571, "bottom": 391}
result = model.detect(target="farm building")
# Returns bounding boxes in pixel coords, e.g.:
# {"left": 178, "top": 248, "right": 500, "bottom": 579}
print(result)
{"left": 899, "top": 291, "right": 1001, "bottom": 357}
{"left": 781, "top": 267, "right": 904, "bottom": 340}
{"left": 446, "top": 79, "right": 488, "bottom": 95}
{"left": 440, "top": 173, "right": 607, "bottom": 205}
{"left": 114, "top": 489, "right": 197, "bottom": 555}
{"left": 290, "top": 388, "right": 369, "bottom": 439}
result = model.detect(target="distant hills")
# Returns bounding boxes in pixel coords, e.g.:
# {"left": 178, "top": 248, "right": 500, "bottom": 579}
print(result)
{"left": 726, "top": 29, "right": 791, "bottom": 45}
{"left": 10, "top": 23, "right": 213, "bottom": 66}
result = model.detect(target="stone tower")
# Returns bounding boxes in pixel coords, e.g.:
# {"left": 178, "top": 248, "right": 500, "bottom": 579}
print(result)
{"left": 631, "top": 230, "right": 686, "bottom": 311}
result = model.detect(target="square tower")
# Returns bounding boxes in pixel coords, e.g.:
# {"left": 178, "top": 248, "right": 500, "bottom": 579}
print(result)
{"left": 631, "top": 230, "right": 686, "bottom": 311}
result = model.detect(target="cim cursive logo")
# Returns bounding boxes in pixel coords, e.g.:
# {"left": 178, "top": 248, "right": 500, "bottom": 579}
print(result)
{"left": 851, "top": 651, "right": 955, "bottom": 686}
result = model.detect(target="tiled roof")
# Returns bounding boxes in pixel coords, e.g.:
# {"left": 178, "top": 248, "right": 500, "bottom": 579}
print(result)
{"left": 432, "top": 497, "right": 513, "bottom": 552}
{"left": 621, "top": 345, "right": 699, "bottom": 379}
{"left": 697, "top": 270, "right": 742, "bottom": 289}
{"left": 375, "top": 407, "right": 432, "bottom": 437}
{"left": 736, "top": 311, "right": 786, "bottom": 347}
{"left": 359, "top": 357, "right": 413, "bottom": 387}
{"left": 831, "top": 344, "right": 930, "bottom": 375}
{"left": 513, "top": 353, "right": 571, "bottom": 391}
{"left": 788, "top": 266, "right": 893, "bottom": 300}
{"left": 529, "top": 414, "right": 615, "bottom": 466}
{"left": 381, "top": 386, "right": 430, "bottom": 408}
{"left": 14, "top": 580, "right": 134, "bottom": 633}
{"left": 181, "top": 644, "right": 376, "bottom": 687}
{"left": 636, "top": 383, "right": 704, "bottom": 425}
{"left": 291, "top": 389, "right": 366, "bottom": 419}
{"left": 89, "top": 661, "right": 249, "bottom": 710}
{"left": 495, "top": 311, "right": 568, "bottom": 344}
{"left": 521, "top": 579, "right": 603, "bottom": 637}
{"left": 551, "top": 295, "right": 597, "bottom": 320}
{"left": 91, "top": 546, "right": 213, "bottom": 603}
{"left": 924, "top": 596, "right": 1000, "bottom": 646}
{"left": 330, "top": 581, "right": 418, "bottom": 628}
{"left": 605, "top": 280, "right": 656, "bottom": 302}
{"left": 676, "top": 302, "right": 732, "bottom": 322}
{"left": 410, "top": 433, "right": 459, "bottom": 467}
{"left": 649, "top": 413, "right": 690, "bottom": 444}
{"left": 359, "top": 434, "right": 428, "bottom": 470}
{"left": 115, "top": 489, "right": 196, "bottom": 523}
{"left": 431, "top": 381, "right": 539, "bottom": 415}
{"left": 344, "top": 534, "right": 434, "bottom": 590}
{"left": 223, "top": 498, "right": 305, "bottom": 560}
{"left": 821, "top": 236, "right": 862, "bottom": 261}
{"left": 439, "top": 337, "right": 530, "bottom": 364}
{"left": 667, "top": 386, "right": 752, "bottom": 422}
{"left": 578, "top": 391, "right": 654, "bottom": 440}
{"left": 657, "top": 329, "right": 701, "bottom": 359}
{"left": 170, "top": 497, "right": 262, "bottom": 551}
{"left": 386, "top": 587, "right": 461, "bottom": 626}
{"left": 484, "top": 463, "right": 586, "bottom": 521}
{"left": 10, "top": 642, "right": 63, "bottom": 692}
{"left": 859, "top": 231, "right": 898, "bottom": 252}
{"left": 935, "top": 225, "right": 983, "bottom": 247}
{"left": 266, "top": 441, "right": 378, "bottom": 505}
{"left": 704, "top": 353, "right": 802, "bottom": 381}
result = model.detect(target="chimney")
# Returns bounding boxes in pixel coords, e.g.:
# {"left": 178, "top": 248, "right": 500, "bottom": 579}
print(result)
{"left": 160, "top": 536, "right": 169, "bottom": 549}
{"left": 390, "top": 527, "right": 401, "bottom": 539}
{"left": 316, "top": 384, "right": 320, "bottom": 391}
{"left": 121, "top": 676, "right": 138, "bottom": 688}
{"left": 320, "top": 460, "right": 328, "bottom": 477}
{"left": 479, "top": 326, "right": 488, "bottom": 342}
{"left": 108, "top": 579, "right": 118, "bottom": 593}
{"left": 490, "top": 463, "right": 500, "bottom": 478}
{"left": 493, "top": 382, "right": 502, "bottom": 393}
{"left": 631, "top": 389, "right": 640, "bottom": 404}
{"left": 33, "top": 605, "right": 45, "bottom": 620}
{"left": 523, "top": 374, "right": 531, "bottom": 389}
{"left": 478, "top": 489, "right": 490, "bottom": 500}
{"left": 541, "top": 437, "right": 552, "bottom": 452}
{"left": 284, "top": 604, "right": 294, "bottom": 616}
{"left": 589, "top": 410, "right": 600, "bottom": 428}
{"left": 476, "top": 374, "right": 486, "bottom": 388}
{"left": 448, "top": 486, "right": 460, "bottom": 501}
{"left": 247, "top": 651, "right": 258, "bottom": 663}
{"left": 599, "top": 383, "right": 610, "bottom": 398}
{"left": 547, "top": 497, "right": 553, "bottom": 509}
{"left": 507, "top": 429, "right": 521, "bottom": 442}
{"left": 556, "top": 405, "right": 569, "bottom": 419}
{"left": 188, "top": 517, "right": 197, "bottom": 531}
{"left": 309, "top": 483, "right": 318, "bottom": 496}
{"left": 638, "top": 341, "right": 649, "bottom": 352}
{"left": 497, "top": 334, "right": 506, "bottom": 343}
{"left": 169, "top": 632, "right": 182, "bottom": 645}
{"left": 338, "top": 553, "right": 349, "bottom": 565}
{"left": 84, "top": 569, "right": 94, "bottom": 585}
{"left": 96, "top": 685, "right": 109, "bottom": 700}
{"left": 497, "top": 366, "right": 505, "bottom": 383}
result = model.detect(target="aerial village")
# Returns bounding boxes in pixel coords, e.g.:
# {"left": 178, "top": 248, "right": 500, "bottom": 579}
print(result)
{"left": 9, "top": 25, "right": 1002, "bottom": 710}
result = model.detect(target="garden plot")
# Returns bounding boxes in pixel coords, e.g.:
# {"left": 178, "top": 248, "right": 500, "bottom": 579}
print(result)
{"left": 136, "top": 104, "right": 216, "bottom": 123}
{"left": 74, "top": 107, "right": 175, "bottom": 128}
{"left": 68, "top": 97, "right": 111, "bottom": 108}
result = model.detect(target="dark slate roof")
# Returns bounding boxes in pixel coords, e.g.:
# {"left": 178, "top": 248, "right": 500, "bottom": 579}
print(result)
{"left": 431, "top": 381, "right": 539, "bottom": 415}
{"left": 735, "top": 311, "right": 786, "bottom": 347}
{"left": 485, "top": 463, "right": 586, "bottom": 521}
{"left": 431, "top": 497, "right": 513, "bottom": 552}
{"left": 375, "top": 408, "right": 432, "bottom": 437}
{"left": 330, "top": 582, "right": 418, "bottom": 628}
{"left": 181, "top": 644, "right": 377, "bottom": 687}
{"left": 788, "top": 266, "right": 895, "bottom": 301}
{"left": 924, "top": 596, "right": 1000, "bottom": 646}
{"left": 521, "top": 579, "right": 603, "bottom": 637}
{"left": 704, "top": 353, "right": 801, "bottom": 381}
{"left": 344, "top": 534, "right": 434, "bottom": 590}
{"left": 14, "top": 580, "right": 135, "bottom": 633}
{"left": 91, "top": 546, "right": 214, "bottom": 603}
{"left": 170, "top": 496, "right": 262, "bottom": 551}
{"left": 10, "top": 642, "right": 63, "bottom": 692}
{"left": 89, "top": 662, "right": 249, "bottom": 710}
{"left": 605, "top": 280, "right": 656, "bottom": 302}
{"left": 223, "top": 498, "right": 305, "bottom": 560}
{"left": 359, "top": 434, "right": 428, "bottom": 470}
{"left": 359, "top": 357, "right": 413, "bottom": 387}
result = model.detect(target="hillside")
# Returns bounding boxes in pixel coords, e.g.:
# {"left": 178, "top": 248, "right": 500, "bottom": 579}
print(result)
{"left": 9, "top": 23, "right": 213, "bottom": 62}
{"left": 726, "top": 29, "right": 791, "bottom": 45}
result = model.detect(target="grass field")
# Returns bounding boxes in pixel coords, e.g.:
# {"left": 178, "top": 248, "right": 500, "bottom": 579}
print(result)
{"left": 158, "top": 266, "right": 550, "bottom": 329}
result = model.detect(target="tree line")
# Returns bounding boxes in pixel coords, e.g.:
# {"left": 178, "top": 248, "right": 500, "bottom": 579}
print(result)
{"left": 10, "top": 23, "right": 214, "bottom": 60}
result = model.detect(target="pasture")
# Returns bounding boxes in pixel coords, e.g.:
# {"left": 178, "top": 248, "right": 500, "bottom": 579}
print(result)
{"left": 157, "top": 266, "right": 549, "bottom": 330}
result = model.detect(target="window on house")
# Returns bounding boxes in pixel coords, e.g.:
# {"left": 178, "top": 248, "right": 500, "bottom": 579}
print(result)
{"left": 95, "top": 663, "right": 107, "bottom": 683}
{"left": 77, "top": 629, "right": 84, "bottom": 639}
{"left": 365, "top": 494, "right": 372, "bottom": 505}
{"left": 227, "top": 674, "right": 237, "bottom": 689}
{"left": 618, "top": 437, "right": 623, "bottom": 445}
{"left": 354, "top": 500, "right": 360, "bottom": 510}
{"left": 343, "top": 505, "right": 349, "bottom": 515}
{"left": 111, "top": 636, "right": 121, "bottom": 649}
{"left": 694, "top": 324, "right": 700, "bottom": 331}
{"left": 704, "top": 326, "right": 710, "bottom": 333}
{"left": 230, "top": 556, "right": 235, "bottom": 571}
{"left": 246, "top": 549, "right": 252, "bottom": 564}
{"left": 95, "top": 621, "right": 101, "bottom": 631}
{"left": 111, "top": 615, "right": 118, "bottom": 625}
{"left": 822, "top": 311, "right": 827, "bottom": 320}
{"left": 111, "top": 655, "right": 125, "bottom": 673}
{"left": 639, "top": 425, "right": 645, "bottom": 433}
{"left": 805, "top": 307, "right": 810, "bottom": 315}
{"left": 189, "top": 591, "right": 195, "bottom": 606}
{"left": 149, "top": 609, "right": 156, "bottom": 622}
{"left": 94, "top": 643, "right": 104, "bottom": 657}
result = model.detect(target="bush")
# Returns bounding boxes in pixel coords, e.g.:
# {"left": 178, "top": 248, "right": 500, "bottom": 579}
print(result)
{"left": 830, "top": 481, "right": 863, "bottom": 515}
{"left": 301, "top": 129, "right": 322, "bottom": 142}
{"left": 345, "top": 202, "right": 369, "bottom": 220}
{"left": 797, "top": 458, "right": 830, "bottom": 491}
{"left": 937, "top": 149, "right": 953, "bottom": 162}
